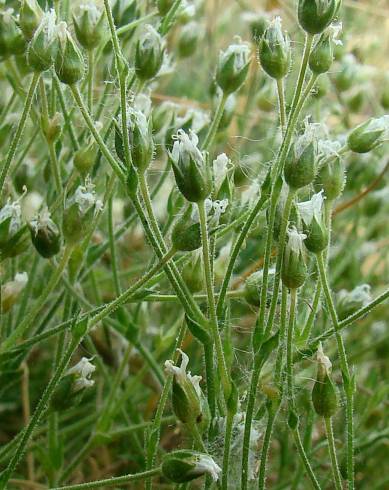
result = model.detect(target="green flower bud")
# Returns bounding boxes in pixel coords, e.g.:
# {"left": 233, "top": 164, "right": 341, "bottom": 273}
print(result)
{"left": 380, "top": 74, "right": 389, "bottom": 110}
{"left": 0, "top": 9, "right": 27, "bottom": 59}
{"left": 309, "top": 23, "right": 342, "bottom": 74}
{"left": 164, "top": 350, "right": 210, "bottom": 430}
{"left": 51, "top": 357, "right": 95, "bottom": 412}
{"left": 27, "top": 9, "right": 58, "bottom": 72}
{"left": 1, "top": 272, "right": 28, "bottom": 313}
{"left": 157, "top": 0, "right": 175, "bottom": 16}
{"left": 216, "top": 38, "right": 250, "bottom": 95}
{"left": 115, "top": 108, "right": 154, "bottom": 173}
{"left": 244, "top": 268, "right": 276, "bottom": 307}
{"left": 55, "top": 22, "right": 85, "bottom": 85}
{"left": 182, "top": 251, "right": 203, "bottom": 293}
{"left": 337, "top": 284, "right": 371, "bottom": 321}
{"left": 284, "top": 123, "right": 319, "bottom": 189}
{"left": 242, "top": 11, "right": 270, "bottom": 41}
{"left": 0, "top": 197, "right": 29, "bottom": 260}
{"left": 259, "top": 17, "right": 291, "bottom": 80}
{"left": 63, "top": 179, "right": 102, "bottom": 244}
{"left": 135, "top": 24, "right": 164, "bottom": 81}
{"left": 19, "top": 0, "right": 43, "bottom": 40}
{"left": 162, "top": 450, "right": 221, "bottom": 484}
{"left": 256, "top": 81, "right": 277, "bottom": 112}
{"left": 73, "top": 133, "right": 99, "bottom": 178}
{"left": 333, "top": 54, "right": 357, "bottom": 92}
{"left": 169, "top": 129, "right": 212, "bottom": 203}
{"left": 41, "top": 111, "right": 63, "bottom": 144}
{"left": 314, "top": 155, "right": 345, "bottom": 200}
{"left": 177, "top": 21, "right": 203, "bottom": 58}
{"left": 297, "top": 191, "right": 328, "bottom": 253}
{"left": 171, "top": 206, "right": 202, "bottom": 252}
{"left": 312, "top": 344, "right": 338, "bottom": 418}
{"left": 73, "top": 3, "right": 105, "bottom": 51}
{"left": 281, "top": 227, "right": 307, "bottom": 289}
{"left": 347, "top": 116, "right": 389, "bottom": 154}
{"left": 29, "top": 208, "right": 61, "bottom": 258}
{"left": 298, "top": 0, "right": 341, "bottom": 35}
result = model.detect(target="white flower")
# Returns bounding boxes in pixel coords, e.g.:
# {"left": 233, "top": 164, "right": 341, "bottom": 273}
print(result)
{"left": 164, "top": 349, "right": 202, "bottom": 397}
{"left": 318, "top": 139, "right": 343, "bottom": 159}
{"left": 316, "top": 343, "right": 332, "bottom": 375}
{"left": 266, "top": 16, "right": 289, "bottom": 50}
{"left": 0, "top": 198, "right": 22, "bottom": 235}
{"left": 74, "top": 178, "right": 101, "bottom": 215}
{"left": 29, "top": 207, "right": 52, "bottom": 234}
{"left": 67, "top": 357, "right": 96, "bottom": 391}
{"left": 213, "top": 153, "right": 230, "bottom": 190}
{"left": 190, "top": 198, "right": 229, "bottom": 224}
{"left": 220, "top": 36, "right": 250, "bottom": 72}
{"left": 195, "top": 454, "right": 222, "bottom": 482}
{"left": 297, "top": 191, "right": 325, "bottom": 226}
{"left": 286, "top": 227, "right": 306, "bottom": 254}
{"left": 171, "top": 129, "right": 204, "bottom": 166}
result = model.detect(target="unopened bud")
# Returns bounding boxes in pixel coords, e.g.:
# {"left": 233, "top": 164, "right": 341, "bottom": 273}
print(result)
{"left": 27, "top": 9, "right": 58, "bottom": 72}
{"left": 298, "top": 0, "right": 342, "bottom": 35}
{"left": 73, "top": 3, "right": 105, "bottom": 51}
{"left": 281, "top": 227, "right": 307, "bottom": 289}
{"left": 347, "top": 116, "right": 389, "bottom": 154}
{"left": 259, "top": 17, "right": 291, "bottom": 80}
{"left": 216, "top": 38, "right": 250, "bottom": 95}
{"left": 297, "top": 191, "right": 328, "bottom": 253}
{"left": 55, "top": 22, "right": 85, "bottom": 85}
{"left": 135, "top": 25, "right": 164, "bottom": 81}
{"left": 312, "top": 344, "right": 338, "bottom": 418}
{"left": 162, "top": 450, "right": 221, "bottom": 484}
{"left": 314, "top": 156, "right": 345, "bottom": 201}
{"left": 19, "top": 0, "right": 43, "bottom": 40}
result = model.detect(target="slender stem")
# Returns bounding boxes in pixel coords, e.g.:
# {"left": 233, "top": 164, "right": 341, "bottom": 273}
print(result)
{"left": 276, "top": 78, "right": 287, "bottom": 134}
{"left": 0, "top": 246, "right": 73, "bottom": 353}
{"left": 0, "top": 72, "right": 40, "bottom": 194}
{"left": 87, "top": 49, "right": 95, "bottom": 113}
{"left": 69, "top": 84, "right": 125, "bottom": 182}
{"left": 316, "top": 252, "right": 354, "bottom": 490}
{"left": 52, "top": 75, "right": 79, "bottom": 150}
{"left": 198, "top": 200, "right": 231, "bottom": 400}
{"left": 221, "top": 409, "right": 234, "bottom": 490}
{"left": 257, "top": 408, "right": 277, "bottom": 490}
{"left": 0, "top": 336, "right": 81, "bottom": 489}
{"left": 201, "top": 93, "right": 227, "bottom": 151}
{"left": 286, "top": 288, "right": 297, "bottom": 408}
{"left": 324, "top": 417, "right": 343, "bottom": 490}
{"left": 107, "top": 194, "right": 121, "bottom": 295}
{"left": 52, "top": 468, "right": 161, "bottom": 490}
{"left": 289, "top": 34, "right": 314, "bottom": 118}
{"left": 20, "top": 363, "right": 34, "bottom": 482}
{"left": 292, "top": 429, "right": 321, "bottom": 490}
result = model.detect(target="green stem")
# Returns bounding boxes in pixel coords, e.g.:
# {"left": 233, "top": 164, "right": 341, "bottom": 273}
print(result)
{"left": 324, "top": 417, "right": 343, "bottom": 490}
{"left": 198, "top": 200, "right": 231, "bottom": 400}
{"left": 316, "top": 252, "right": 354, "bottom": 490}
{"left": 0, "top": 335, "right": 82, "bottom": 489}
{"left": 221, "top": 409, "right": 234, "bottom": 490}
{"left": 0, "top": 246, "right": 73, "bottom": 353}
{"left": 201, "top": 93, "right": 227, "bottom": 151}
{"left": 276, "top": 78, "right": 287, "bottom": 133}
{"left": 87, "top": 49, "right": 95, "bottom": 113}
{"left": 257, "top": 408, "right": 277, "bottom": 490}
{"left": 52, "top": 468, "right": 161, "bottom": 490}
{"left": 0, "top": 72, "right": 40, "bottom": 194}
{"left": 292, "top": 429, "right": 321, "bottom": 490}
{"left": 69, "top": 84, "right": 125, "bottom": 182}
{"left": 108, "top": 194, "right": 121, "bottom": 295}
{"left": 286, "top": 288, "right": 297, "bottom": 407}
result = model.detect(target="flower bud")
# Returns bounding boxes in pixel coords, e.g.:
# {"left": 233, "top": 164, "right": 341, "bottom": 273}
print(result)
{"left": 19, "top": 0, "right": 43, "bottom": 40}
{"left": 309, "top": 23, "right": 342, "bottom": 74}
{"left": 216, "top": 38, "right": 250, "bottom": 95}
{"left": 169, "top": 130, "right": 211, "bottom": 203}
{"left": 314, "top": 156, "right": 345, "bottom": 200}
{"left": 281, "top": 227, "right": 307, "bottom": 289}
{"left": 337, "top": 284, "right": 371, "bottom": 321}
{"left": 162, "top": 450, "right": 221, "bottom": 484}
{"left": 312, "top": 344, "right": 338, "bottom": 418}
{"left": 284, "top": 123, "right": 319, "bottom": 189}
{"left": 73, "top": 3, "right": 105, "bottom": 51}
{"left": 135, "top": 25, "right": 164, "bottom": 81}
{"left": 182, "top": 251, "right": 203, "bottom": 293}
{"left": 51, "top": 357, "right": 95, "bottom": 411}
{"left": 0, "top": 9, "right": 26, "bottom": 58}
{"left": 165, "top": 350, "right": 209, "bottom": 430}
{"left": 244, "top": 268, "right": 276, "bottom": 307}
{"left": 73, "top": 144, "right": 96, "bottom": 178}
{"left": 297, "top": 191, "right": 328, "bottom": 253}
{"left": 29, "top": 208, "right": 61, "bottom": 258}
{"left": 115, "top": 108, "right": 154, "bottom": 172}
{"left": 1, "top": 272, "right": 28, "bottom": 313}
{"left": 55, "top": 22, "right": 85, "bottom": 85}
{"left": 0, "top": 197, "right": 29, "bottom": 260}
{"left": 347, "top": 116, "right": 389, "bottom": 154}
{"left": 171, "top": 206, "right": 202, "bottom": 252}
{"left": 63, "top": 179, "right": 102, "bottom": 244}
{"left": 298, "top": 0, "right": 341, "bottom": 35}
{"left": 41, "top": 111, "right": 63, "bottom": 144}
{"left": 259, "top": 17, "right": 291, "bottom": 80}
{"left": 27, "top": 9, "right": 58, "bottom": 72}
{"left": 177, "top": 21, "right": 203, "bottom": 58}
